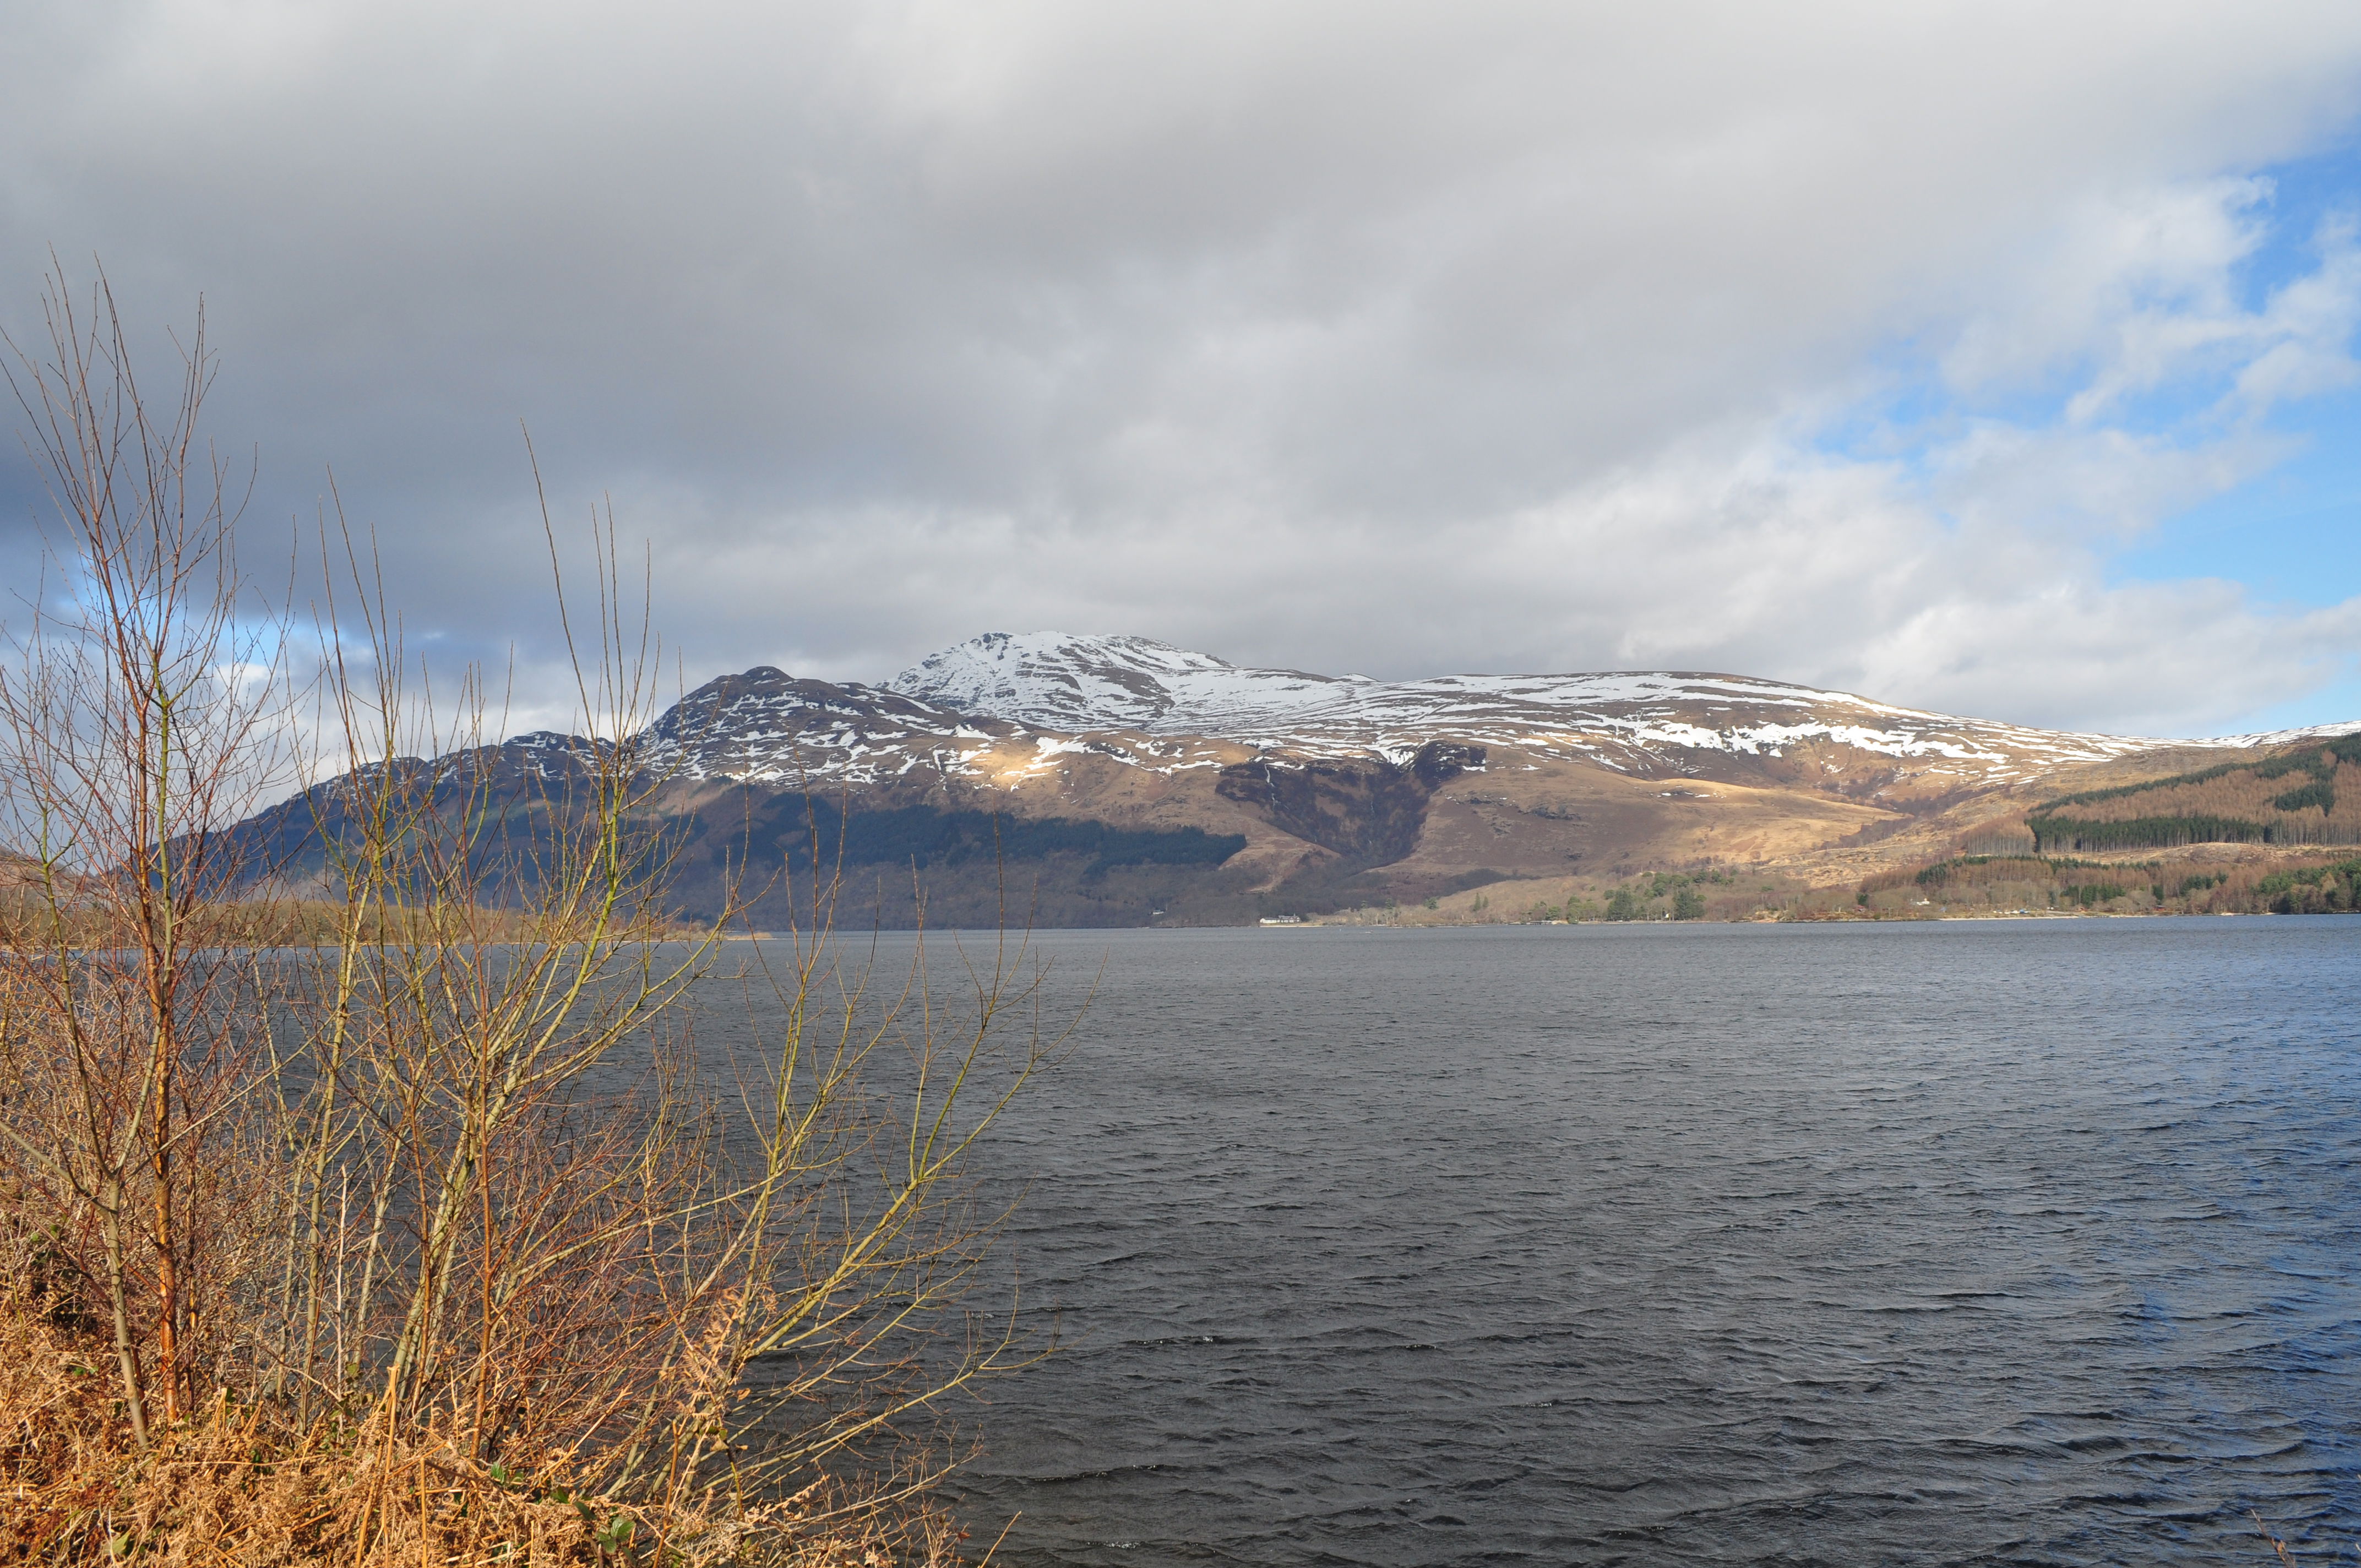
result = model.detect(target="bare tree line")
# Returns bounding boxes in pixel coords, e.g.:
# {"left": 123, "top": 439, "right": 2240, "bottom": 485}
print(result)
{"left": 0, "top": 269, "right": 1061, "bottom": 1564}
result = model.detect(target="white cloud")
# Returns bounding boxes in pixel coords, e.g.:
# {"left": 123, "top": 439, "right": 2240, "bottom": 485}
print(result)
{"left": 5, "top": 1, "right": 2361, "bottom": 735}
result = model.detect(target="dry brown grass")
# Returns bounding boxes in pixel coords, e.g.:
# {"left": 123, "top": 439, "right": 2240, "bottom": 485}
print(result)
{"left": 0, "top": 1299, "right": 973, "bottom": 1565}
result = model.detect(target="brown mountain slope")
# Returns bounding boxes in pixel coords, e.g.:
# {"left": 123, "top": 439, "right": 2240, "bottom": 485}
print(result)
{"left": 227, "top": 647, "right": 2361, "bottom": 927}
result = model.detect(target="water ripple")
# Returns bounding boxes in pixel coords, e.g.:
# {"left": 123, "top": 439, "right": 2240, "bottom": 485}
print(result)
{"left": 919, "top": 918, "right": 2361, "bottom": 1565}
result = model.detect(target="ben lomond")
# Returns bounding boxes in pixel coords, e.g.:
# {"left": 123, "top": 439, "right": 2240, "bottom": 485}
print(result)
{"left": 234, "top": 632, "right": 2361, "bottom": 927}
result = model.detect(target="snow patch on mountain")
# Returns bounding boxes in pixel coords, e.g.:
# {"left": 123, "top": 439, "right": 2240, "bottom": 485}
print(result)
{"left": 884, "top": 631, "right": 2203, "bottom": 778}
{"left": 888, "top": 630, "right": 1366, "bottom": 733}
{"left": 635, "top": 667, "right": 1009, "bottom": 785}
{"left": 567, "top": 634, "right": 2361, "bottom": 792}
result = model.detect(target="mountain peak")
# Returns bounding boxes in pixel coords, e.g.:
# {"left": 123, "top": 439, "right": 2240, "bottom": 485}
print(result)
{"left": 888, "top": 630, "right": 1353, "bottom": 732}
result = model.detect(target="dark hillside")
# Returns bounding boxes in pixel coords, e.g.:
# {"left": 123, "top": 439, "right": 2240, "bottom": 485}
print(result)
{"left": 659, "top": 785, "right": 1252, "bottom": 928}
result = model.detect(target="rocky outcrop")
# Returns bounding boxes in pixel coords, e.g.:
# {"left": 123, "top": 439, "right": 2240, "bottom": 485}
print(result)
{"left": 1215, "top": 742, "right": 1482, "bottom": 865}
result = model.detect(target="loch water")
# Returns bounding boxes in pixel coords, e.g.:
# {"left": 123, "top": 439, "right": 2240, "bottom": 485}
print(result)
{"left": 877, "top": 918, "right": 2361, "bottom": 1566}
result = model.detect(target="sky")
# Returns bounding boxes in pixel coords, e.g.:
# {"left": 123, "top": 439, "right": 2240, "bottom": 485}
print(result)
{"left": 6, "top": 1, "right": 2361, "bottom": 741}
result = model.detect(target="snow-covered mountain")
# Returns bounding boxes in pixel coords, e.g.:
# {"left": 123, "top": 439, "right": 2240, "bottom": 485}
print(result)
{"left": 244, "top": 632, "right": 2361, "bottom": 928}
{"left": 884, "top": 630, "right": 2323, "bottom": 785}
{"left": 637, "top": 668, "right": 1006, "bottom": 786}
{"left": 632, "top": 663, "right": 1246, "bottom": 788}
{"left": 613, "top": 630, "right": 2361, "bottom": 794}
{"left": 888, "top": 631, "right": 1363, "bottom": 734}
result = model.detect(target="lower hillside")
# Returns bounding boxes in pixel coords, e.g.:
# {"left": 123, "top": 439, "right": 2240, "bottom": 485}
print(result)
{"left": 224, "top": 708, "right": 2361, "bottom": 928}
{"left": 1856, "top": 852, "right": 2361, "bottom": 917}
{"left": 2023, "top": 734, "right": 2361, "bottom": 851}
{"left": 663, "top": 786, "right": 1257, "bottom": 928}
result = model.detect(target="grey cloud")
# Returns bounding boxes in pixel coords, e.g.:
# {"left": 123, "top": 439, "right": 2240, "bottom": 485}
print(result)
{"left": 5, "top": 1, "right": 2361, "bottom": 733}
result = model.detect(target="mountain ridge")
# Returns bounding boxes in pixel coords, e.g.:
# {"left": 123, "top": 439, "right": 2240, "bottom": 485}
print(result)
{"left": 619, "top": 630, "right": 2358, "bottom": 803}
{"left": 882, "top": 630, "right": 2359, "bottom": 769}
{"left": 238, "top": 630, "right": 2361, "bottom": 928}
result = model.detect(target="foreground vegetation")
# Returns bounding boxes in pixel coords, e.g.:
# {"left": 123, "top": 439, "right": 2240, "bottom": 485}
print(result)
{"left": 0, "top": 277, "right": 1049, "bottom": 1563}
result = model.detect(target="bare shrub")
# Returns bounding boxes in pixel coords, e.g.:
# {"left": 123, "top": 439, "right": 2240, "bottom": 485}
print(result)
{"left": 0, "top": 269, "right": 1056, "bottom": 1563}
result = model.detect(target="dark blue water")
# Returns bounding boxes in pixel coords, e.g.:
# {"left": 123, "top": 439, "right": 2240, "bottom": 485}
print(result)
{"left": 909, "top": 918, "right": 2361, "bottom": 1565}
